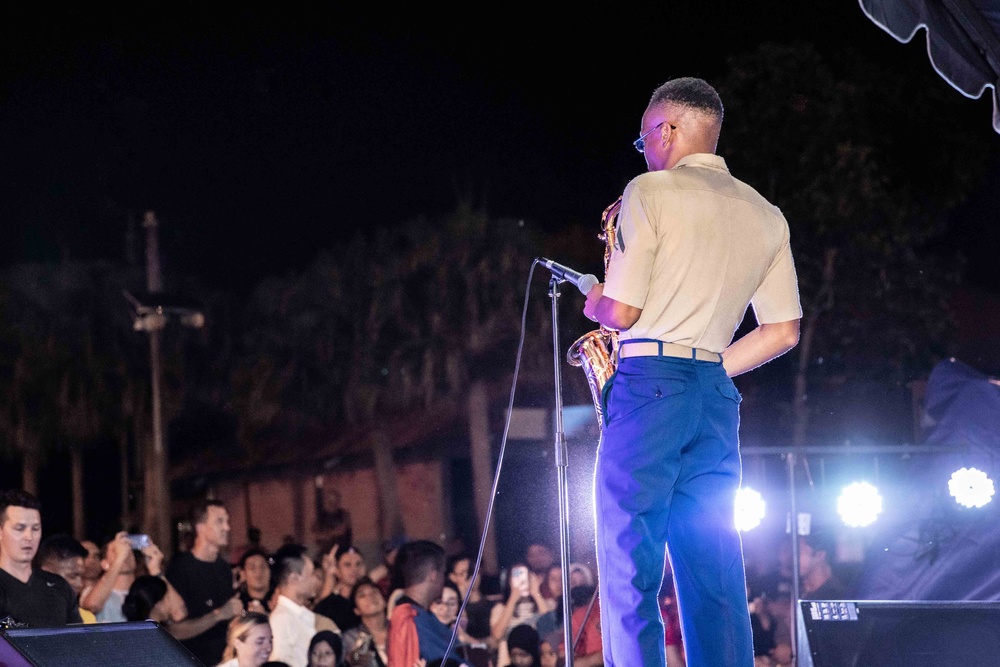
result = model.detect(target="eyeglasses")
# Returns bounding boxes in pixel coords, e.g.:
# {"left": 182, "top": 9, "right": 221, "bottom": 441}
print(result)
{"left": 633, "top": 121, "right": 675, "bottom": 153}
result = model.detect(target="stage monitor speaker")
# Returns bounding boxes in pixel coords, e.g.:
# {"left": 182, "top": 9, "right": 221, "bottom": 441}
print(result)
{"left": 800, "top": 599, "right": 1000, "bottom": 667}
{"left": 0, "top": 621, "right": 205, "bottom": 667}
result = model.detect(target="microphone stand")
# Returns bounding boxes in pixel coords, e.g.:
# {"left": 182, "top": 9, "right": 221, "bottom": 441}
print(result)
{"left": 548, "top": 276, "right": 576, "bottom": 667}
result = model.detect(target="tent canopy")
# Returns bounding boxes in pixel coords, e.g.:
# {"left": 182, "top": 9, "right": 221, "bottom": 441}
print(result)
{"left": 860, "top": 0, "right": 1000, "bottom": 133}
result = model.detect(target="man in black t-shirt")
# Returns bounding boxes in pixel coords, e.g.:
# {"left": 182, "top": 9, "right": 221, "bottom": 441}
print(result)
{"left": 0, "top": 489, "right": 82, "bottom": 627}
{"left": 315, "top": 544, "right": 366, "bottom": 632}
{"left": 166, "top": 499, "right": 243, "bottom": 665}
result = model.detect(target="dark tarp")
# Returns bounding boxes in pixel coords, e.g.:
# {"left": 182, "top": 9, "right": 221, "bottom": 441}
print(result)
{"left": 855, "top": 358, "right": 1000, "bottom": 600}
{"left": 859, "top": 0, "right": 1000, "bottom": 133}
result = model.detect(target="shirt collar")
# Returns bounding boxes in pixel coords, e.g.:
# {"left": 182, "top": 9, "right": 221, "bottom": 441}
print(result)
{"left": 673, "top": 153, "right": 729, "bottom": 173}
{"left": 277, "top": 594, "right": 313, "bottom": 618}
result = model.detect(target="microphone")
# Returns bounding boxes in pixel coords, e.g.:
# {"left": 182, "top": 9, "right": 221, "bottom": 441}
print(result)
{"left": 538, "top": 258, "right": 599, "bottom": 295}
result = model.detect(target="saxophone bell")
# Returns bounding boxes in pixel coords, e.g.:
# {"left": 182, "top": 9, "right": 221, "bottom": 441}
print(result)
{"left": 567, "top": 329, "right": 615, "bottom": 427}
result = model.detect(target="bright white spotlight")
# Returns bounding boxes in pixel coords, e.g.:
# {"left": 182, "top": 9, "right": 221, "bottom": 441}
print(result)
{"left": 735, "top": 487, "right": 766, "bottom": 531}
{"left": 837, "top": 481, "right": 883, "bottom": 527}
{"left": 949, "top": 467, "right": 995, "bottom": 508}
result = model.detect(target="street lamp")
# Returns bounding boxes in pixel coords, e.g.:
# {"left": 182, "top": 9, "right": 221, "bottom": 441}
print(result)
{"left": 124, "top": 290, "right": 206, "bottom": 332}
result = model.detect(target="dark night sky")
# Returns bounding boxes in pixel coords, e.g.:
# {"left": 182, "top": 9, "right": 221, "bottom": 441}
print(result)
{"left": 2, "top": 3, "right": 999, "bottom": 295}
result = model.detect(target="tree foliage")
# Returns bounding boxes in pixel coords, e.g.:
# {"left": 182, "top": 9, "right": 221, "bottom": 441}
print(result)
{"left": 716, "top": 42, "right": 992, "bottom": 444}
{"left": 228, "top": 201, "right": 552, "bottom": 456}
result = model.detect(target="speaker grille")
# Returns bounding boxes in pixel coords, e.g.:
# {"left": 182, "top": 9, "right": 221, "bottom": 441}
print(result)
{"left": 1, "top": 621, "right": 204, "bottom": 667}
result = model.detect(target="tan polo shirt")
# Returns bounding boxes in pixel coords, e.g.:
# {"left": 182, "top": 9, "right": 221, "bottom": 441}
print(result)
{"left": 603, "top": 153, "right": 801, "bottom": 353}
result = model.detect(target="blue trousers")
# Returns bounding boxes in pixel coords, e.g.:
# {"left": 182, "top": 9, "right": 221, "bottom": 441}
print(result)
{"left": 594, "top": 356, "right": 753, "bottom": 667}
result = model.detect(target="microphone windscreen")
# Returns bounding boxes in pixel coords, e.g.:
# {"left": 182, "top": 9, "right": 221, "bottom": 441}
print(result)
{"left": 577, "top": 274, "right": 599, "bottom": 295}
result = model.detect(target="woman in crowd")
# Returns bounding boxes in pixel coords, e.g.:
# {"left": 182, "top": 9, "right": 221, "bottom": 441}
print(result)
{"left": 217, "top": 612, "right": 273, "bottom": 667}
{"left": 490, "top": 563, "right": 546, "bottom": 666}
{"left": 306, "top": 630, "right": 343, "bottom": 667}
{"left": 341, "top": 577, "right": 388, "bottom": 667}
{"left": 430, "top": 581, "right": 461, "bottom": 628}
{"left": 533, "top": 565, "right": 564, "bottom": 647}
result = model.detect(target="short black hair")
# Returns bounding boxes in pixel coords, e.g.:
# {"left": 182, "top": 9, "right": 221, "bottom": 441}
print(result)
{"left": 0, "top": 489, "right": 41, "bottom": 526}
{"left": 190, "top": 499, "right": 226, "bottom": 527}
{"left": 271, "top": 543, "right": 309, "bottom": 586}
{"left": 649, "top": 77, "right": 724, "bottom": 121}
{"left": 506, "top": 623, "right": 541, "bottom": 664}
{"left": 239, "top": 547, "right": 272, "bottom": 570}
{"left": 36, "top": 534, "right": 87, "bottom": 567}
{"left": 396, "top": 540, "right": 445, "bottom": 588}
{"left": 349, "top": 576, "right": 382, "bottom": 607}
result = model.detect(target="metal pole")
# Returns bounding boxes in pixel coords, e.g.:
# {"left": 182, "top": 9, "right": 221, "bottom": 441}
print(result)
{"left": 787, "top": 450, "right": 801, "bottom": 666}
{"left": 549, "top": 277, "right": 575, "bottom": 667}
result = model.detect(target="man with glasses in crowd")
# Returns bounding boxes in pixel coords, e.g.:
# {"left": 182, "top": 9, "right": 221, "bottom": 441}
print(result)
{"left": 583, "top": 77, "right": 801, "bottom": 667}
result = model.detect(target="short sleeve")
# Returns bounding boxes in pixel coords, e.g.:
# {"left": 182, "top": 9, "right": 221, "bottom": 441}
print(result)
{"left": 751, "top": 223, "right": 802, "bottom": 324}
{"left": 603, "top": 180, "right": 658, "bottom": 309}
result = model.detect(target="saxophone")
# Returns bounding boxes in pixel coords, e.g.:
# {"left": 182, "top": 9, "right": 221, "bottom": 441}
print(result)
{"left": 566, "top": 196, "right": 622, "bottom": 428}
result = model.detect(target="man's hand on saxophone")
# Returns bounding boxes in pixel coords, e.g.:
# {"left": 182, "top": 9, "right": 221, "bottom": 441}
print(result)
{"left": 583, "top": 283, "right": 642, "bottom": 331}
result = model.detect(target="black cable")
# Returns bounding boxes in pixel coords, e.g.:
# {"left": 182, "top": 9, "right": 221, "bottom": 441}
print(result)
{"left": 443, "top": 259, "right": 540, "bottom": 665}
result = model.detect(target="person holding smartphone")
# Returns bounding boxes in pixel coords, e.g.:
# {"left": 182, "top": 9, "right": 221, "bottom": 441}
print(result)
{"left": 80, "top": 531, "right": 174, "bottom": 623}
{"left": 489, "top": 564, "right": 548, "bottom": 667}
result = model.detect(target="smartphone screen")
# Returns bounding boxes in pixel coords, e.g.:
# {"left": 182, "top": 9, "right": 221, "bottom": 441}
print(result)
{"left": 127, "top": 534, "right": 150, "bottom": 550}
{"left": 512, "top": 566, "right": 529, "bottom": 595}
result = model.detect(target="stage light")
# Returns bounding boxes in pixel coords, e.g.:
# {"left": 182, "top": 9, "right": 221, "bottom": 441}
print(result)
{"left": 948, "top": 467, "right": 995, "bottom": 508}
{"left": 735, "top": 487, "right": 766, "bottom": 531}
{"left": 837, "top": 481, "right": 883, "bottom": 527}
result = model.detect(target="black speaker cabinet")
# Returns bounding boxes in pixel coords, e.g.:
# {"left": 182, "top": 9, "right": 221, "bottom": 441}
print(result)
{"left": 0, "top": 621, "right": 205, "bottom": 667}
{"left": 800, "top": 600, "right": 1000, "bottom": 667}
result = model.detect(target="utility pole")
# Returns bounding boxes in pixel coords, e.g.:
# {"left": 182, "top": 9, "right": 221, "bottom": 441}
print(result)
{"left": 124, "top": 211, "right": 203, "bottom": 551}
{"left": 142, "top": 211, "right": 170, "bottom": 549}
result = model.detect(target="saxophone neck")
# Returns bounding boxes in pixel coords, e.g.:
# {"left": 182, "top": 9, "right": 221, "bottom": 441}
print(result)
{"left": 602, "top": 196, "right": 623, "bottom": 223}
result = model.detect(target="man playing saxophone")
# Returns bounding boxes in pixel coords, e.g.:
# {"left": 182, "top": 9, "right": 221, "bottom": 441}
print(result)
{"left": 582, "top": 77, "right": 801, "bottom": 667}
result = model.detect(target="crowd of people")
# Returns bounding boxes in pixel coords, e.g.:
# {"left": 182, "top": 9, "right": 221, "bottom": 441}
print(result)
{"left": 0, "top": 487, "right": 846, "bottom": 667}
